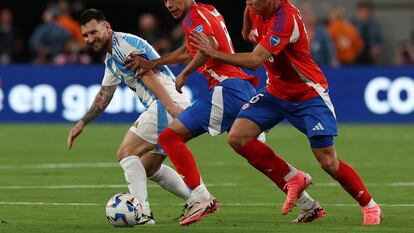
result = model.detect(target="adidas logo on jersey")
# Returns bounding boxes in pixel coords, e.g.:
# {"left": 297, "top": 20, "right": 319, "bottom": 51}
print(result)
{"left": 312, "top": 122, "right": 325, "bottom": 131}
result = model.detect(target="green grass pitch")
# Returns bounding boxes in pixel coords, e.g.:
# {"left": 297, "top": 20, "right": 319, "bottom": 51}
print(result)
{"left": 0, "top": 124, "right": 413, "bottom": 233}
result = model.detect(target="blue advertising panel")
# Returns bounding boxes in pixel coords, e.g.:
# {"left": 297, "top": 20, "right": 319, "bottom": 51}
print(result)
{"left": 0, "top": 65, "right": 413, "bottom": 123}
{"left": 323, "top": 66, "right": 414, "bottom": 122}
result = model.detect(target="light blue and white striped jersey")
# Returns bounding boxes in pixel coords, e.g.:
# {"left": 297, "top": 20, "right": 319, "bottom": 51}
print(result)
{"left": 102, "top": 31, "right": 187, "bottom": 108}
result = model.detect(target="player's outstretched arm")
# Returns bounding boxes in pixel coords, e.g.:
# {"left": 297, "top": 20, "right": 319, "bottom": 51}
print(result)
{"left": 175, "top": 50, "right": 209, "bottom": 94}
{"left": 175, "top": 35, "right": 218, "bottom": 93}
{"left": 125, "top": 43, "right": 191, "bottom": 77}
{"left": 190, "top": 31, "right": 271, "bottom": 70}
{"left": 67, "top": 85, "right": 117, "bottom": 149}
{"left": 157, "top": 42, "right": 192, "bottom": 65}
{"left": 141, "top": 70, "right": 184, "bottom": 118}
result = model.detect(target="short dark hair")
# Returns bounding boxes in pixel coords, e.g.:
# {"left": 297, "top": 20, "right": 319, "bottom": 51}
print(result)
{"left": 79, "top": 8, "right": 106, "bottom": 25}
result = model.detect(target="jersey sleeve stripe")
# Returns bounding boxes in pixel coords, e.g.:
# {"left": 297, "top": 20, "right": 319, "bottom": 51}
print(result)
{"left": 272, "top": 8, "right": 286, "bottom": 33}
{"left": 184, "top": 15, "right": 193, "bottom": 28}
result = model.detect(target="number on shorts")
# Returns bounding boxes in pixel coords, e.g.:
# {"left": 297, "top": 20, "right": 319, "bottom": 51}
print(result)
{"left": 249, "top": 93, "right": 264, "bottom": 104}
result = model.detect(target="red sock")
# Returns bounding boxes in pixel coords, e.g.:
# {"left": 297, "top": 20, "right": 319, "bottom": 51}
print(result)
{"left": 335, "top": 160, "right": 372, "bottom": 206}
{"left": 235, "top": 139, "right": 290, "bottom": 192}
{"left": 158, "top": 128, "right": 201, "bottom": 190}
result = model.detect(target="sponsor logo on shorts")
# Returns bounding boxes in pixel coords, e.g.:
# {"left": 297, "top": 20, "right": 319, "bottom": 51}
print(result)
{"left": 312, "top": 122, "right": 325, "bottom": 131}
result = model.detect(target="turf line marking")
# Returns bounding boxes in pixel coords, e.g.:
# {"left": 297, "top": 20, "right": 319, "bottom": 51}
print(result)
{"left": 0, "top": 162, "right": 230, "bottom": 169}
{"left": 0, "top": 202, "right": 99, "bottom": 206}
{"left": 0, "top": 162, "right": 119, "bottom": 169}
{"left": 0, "top": 182, "right": 413, "bottom": 190}
{"left": 0, "top": 201, "right": 413, "bottom": 207}
{"left": 0, "top": 183, "right": 239, "bottom": 190}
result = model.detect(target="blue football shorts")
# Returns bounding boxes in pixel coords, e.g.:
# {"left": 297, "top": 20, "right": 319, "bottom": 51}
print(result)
{"left": 237, "top": 88, "right": 338, "bottom": 141}
{"left": 177, "top": 78, "right": 257, "bottom": 137}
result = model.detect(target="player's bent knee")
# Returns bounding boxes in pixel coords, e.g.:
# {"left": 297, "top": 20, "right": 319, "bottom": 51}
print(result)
{"left": 116, "top": 145, "right": 146, "bottom": 162}
{"left": 116, "top": 152, "right": 132, "bottom": 162}
{"left": 318, "top": 156, "right": 339, "bottom": 176}
{"left": 321, "top": 162, "right": 338, "bottom": 177}
{"left": 227, "top": 131, "right": 248, "bottom": 149}
{"left": 116, "top": 148, "right": 131, "bottom": 161}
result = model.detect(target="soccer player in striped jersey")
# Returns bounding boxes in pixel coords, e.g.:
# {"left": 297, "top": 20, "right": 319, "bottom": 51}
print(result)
{"left": 126, "top": 0, "right": 325, "bottom": 226}
{"left": 66, "top": 9, "right": 192, "bottom": 225}
{"left": 190, "top": 0, "right": 382, "bottom": 225}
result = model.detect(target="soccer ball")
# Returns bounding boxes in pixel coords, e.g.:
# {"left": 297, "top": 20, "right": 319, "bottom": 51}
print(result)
{"left": 105, "top": 192, "right": 142, "bottom": 227}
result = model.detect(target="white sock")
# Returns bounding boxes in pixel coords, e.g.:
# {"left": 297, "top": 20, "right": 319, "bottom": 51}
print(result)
{"left": 284, "top": 163, "right": 298, "bottom": 181}
{"left": 149, "top": 164, "right": 191, "bottom": 201}
{"left": 363, "top": 199, "right": 377, "bottom": 208}
{"left": 119, "top": 156, "right": 151, "bottom": 215}
{"left": 298, "top": 192, "right": 315, "bottom": 210}
{"left": 189, "top": 184, "right": 211, "bottom": 202}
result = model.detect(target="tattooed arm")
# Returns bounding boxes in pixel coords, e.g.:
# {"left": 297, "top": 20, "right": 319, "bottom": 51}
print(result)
{"left": 67, "top": 85, "right": 117, "bottom": 149}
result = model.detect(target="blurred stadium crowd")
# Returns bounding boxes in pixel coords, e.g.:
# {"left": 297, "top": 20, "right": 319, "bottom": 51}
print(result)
{"left": 0, "top": 0, "right": 413, "bottom": 66}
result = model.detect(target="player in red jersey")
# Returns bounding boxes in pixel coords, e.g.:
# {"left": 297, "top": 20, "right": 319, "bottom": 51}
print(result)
{"left": 126, "top": 0, "right": 325, "bottom": 225}
{"left": 190, "top": 0, "right": 382, "bottom": 225}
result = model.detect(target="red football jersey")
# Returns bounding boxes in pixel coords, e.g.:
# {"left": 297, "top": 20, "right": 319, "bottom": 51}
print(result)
{"left": 183, "top": 3, "right": 258, "bottom": 89}
{"left": 251, "top": 0, "right": 328, "bottom": 102}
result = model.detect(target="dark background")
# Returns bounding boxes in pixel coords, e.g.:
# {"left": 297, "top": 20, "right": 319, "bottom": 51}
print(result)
{"left": 0, "top": 0, "right": 252, "bottom": 54}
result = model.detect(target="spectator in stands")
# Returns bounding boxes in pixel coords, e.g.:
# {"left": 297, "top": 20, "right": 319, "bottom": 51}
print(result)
{"left": 53, "top": 0, "right": 91, "bottom": 65}
{"left": 57, "top": 0, "right": 84, "bottom": 45}
{"left": 29, "top": 4, "right": 70, "bottom": 64}
{"left": 301, "top": 2, "right": 338, "bottom": 67}
{"left": 352, "top": 1, "right": 383, "bottom": 64}
{"left": 135, "top": 13, "right": 171, "bottom": 55}
{"left": 394, "top": 41, "right": 414, "bottom": 66}
{"left": 53, "top": 40, "right": 92, "bottom": 65}
{"left": 0, "top": 8, "right": 23, "bottom": 64}
{"left": 394, "top": 31, "right": 414, "bottom": 66}
{"left": 328, "top": 6, "right": 364, "bottom": 65}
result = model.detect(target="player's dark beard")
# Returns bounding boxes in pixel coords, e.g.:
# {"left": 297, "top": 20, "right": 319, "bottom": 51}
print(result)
{"left": 102, "top": 39, "right": 111, "bottom": 53}
{"left": 92, "top": 37, "right": 110, "bottom": 53}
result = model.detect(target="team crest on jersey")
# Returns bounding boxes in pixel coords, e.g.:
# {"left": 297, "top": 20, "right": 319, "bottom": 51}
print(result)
{"left": 195, "top": 25, "right": 204, "bottom": 33}
{"left": 270, "top": 35, "right": 280, "bottom": 47}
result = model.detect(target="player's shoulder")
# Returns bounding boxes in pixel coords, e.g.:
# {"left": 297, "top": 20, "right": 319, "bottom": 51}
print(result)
{"left": 267, "top": 3, "right": 298, "bottom": 34}
{"left": 112, "top": 31, "right": 154, "bottom": 58}
{"left": 198, "top": 3, "right": 219, "bottom": 15}
{"left": 116, "top": 31, "right": 152, "bottom": 50}
{"left": 185, "top": 3, "right": 218, "bottom": 21}
{"left": 115, "top": 32, "right": 145, "bottom": 46}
